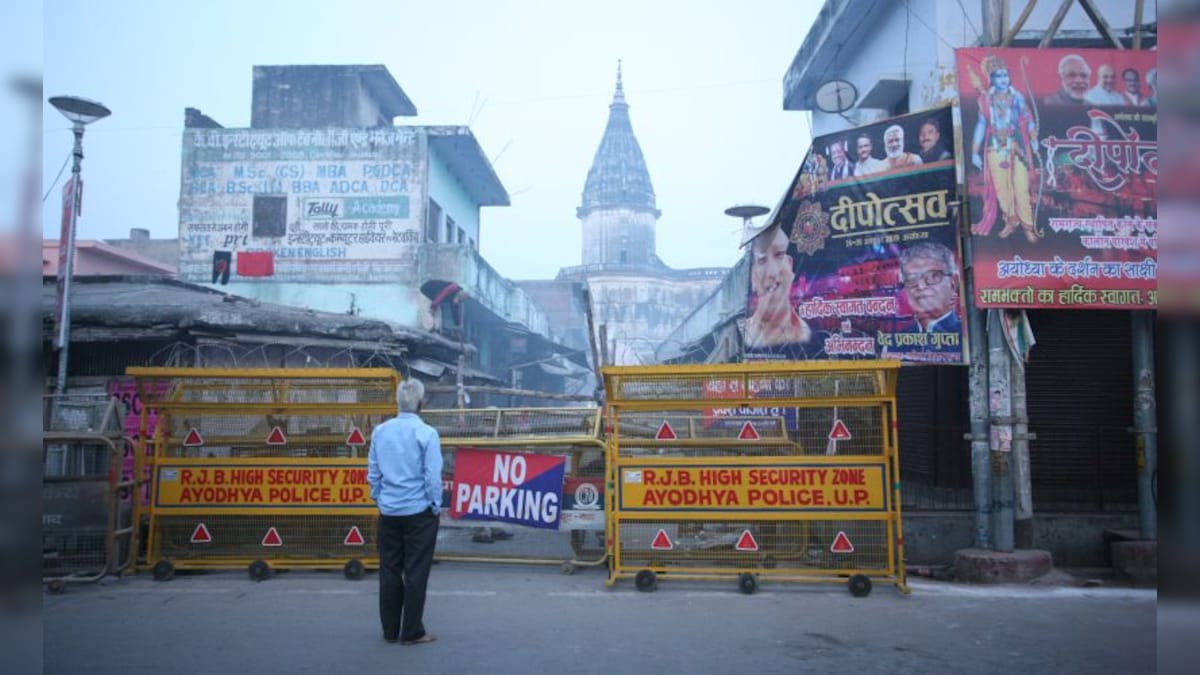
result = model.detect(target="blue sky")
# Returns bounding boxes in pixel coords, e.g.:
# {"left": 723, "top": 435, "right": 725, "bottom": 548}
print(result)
{"left": 33, "top": 0, "right": 820, "bottom": 279}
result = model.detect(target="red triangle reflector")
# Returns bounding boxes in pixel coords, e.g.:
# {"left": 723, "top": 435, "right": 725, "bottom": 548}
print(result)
{"left": 828, "top": 419, "right": 852, "bottom": 441}
{"left": 182, "top": 428, "right": 204, "bottom": 446}
{"left": 738, "top": 421, "right": 760, "bottom": 440}
{"left": 344, "top": 526, "right": 365, "bottom": 546}
{"left": 345, "top": 427, "right": 367, "bottom": 446}
{"left": 831, "top": 530, "right": 855, "bottom": 553}
{"left": 735, "top": 529, "right": 759, "bottom": 552}
{"left": 655, "top": 421, "right": 677, "bottom": 441}
{"left": 650, "top": 528, "right": 674, "bottom": 550}
{"left": 262, "top": 527, "right": 283, "bottom": 547}
{"left": 265, "top": 426, "right": 288, "bottom": 445}
{"left": 190, "top": 523, "right": 212, "bottom": 544}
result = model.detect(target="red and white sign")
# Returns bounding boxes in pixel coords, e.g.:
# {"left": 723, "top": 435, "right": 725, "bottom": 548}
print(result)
{"left": 650, "top": 528, "right": 674, "bottom": 550}
{"left": 265, "top": 426, "right": 288, "bottom": 445}
{"left": 262, "top": 527, "right": 283, "bottom": 547}
{"left": 344, "top": 526, "right": 365, "bottom": 546}
{"left": 655, "top": 421, "right": 677, "bottom": 441}
{"left": 828, "top": 419, "right": 852, "bottom": 441}
{"left": 449, "top": 448, "right": 565, "bottom": 530}
{"left": 738, "top": 422, "right": 760, "bottom": 441}
{"left": 830, "top": 530, "right": 855, "bottom": 554}
{"left": 189, "top": 523, "right": 212, "bottom": 544}
{"left": 182, "top": 428, "right": 205, "bottom": 447}
{"left": 345, "top": 427, "right": 367, "bottom": 446}
{"left": 735, "top": 529, "right": 759, "bottom": 552}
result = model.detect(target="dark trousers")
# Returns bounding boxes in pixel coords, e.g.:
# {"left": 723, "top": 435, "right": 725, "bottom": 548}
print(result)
{"left": 377, "top": 508, "right": 439, "bottom": 641}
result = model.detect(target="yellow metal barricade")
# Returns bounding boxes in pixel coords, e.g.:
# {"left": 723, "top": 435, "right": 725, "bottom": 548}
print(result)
{"left": 128, "top": 367, "right": 400, "bottom": 581}
{"left": 423, "top": 407, "right": 607, "bottom": 573}
{"left": 603, "top": 361, "right": 907, "bottom": 595}
{"left": 43, "top": 395, "right": 136, "bottom": 592}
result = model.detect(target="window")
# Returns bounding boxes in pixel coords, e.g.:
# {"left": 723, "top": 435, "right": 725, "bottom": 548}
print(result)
{"left": 457, "top": 227, "right": 465, "bottom": 244}
{"left": 426, "top": 200, "right": 442, "bottom": 243}
{"left": 252, "top": 195, "right": 287, "bottom": 238}
{"left": 469, "top": 238, "right": 476, "bottom": 250}
{"left": 887, "top": 95, "right": 910, "bottom": 118}
{"left": 445, "top": 221, "right": 454, "bottom": 243}
{"left": 619, "top": 250, "right": 628, "bottom": 264}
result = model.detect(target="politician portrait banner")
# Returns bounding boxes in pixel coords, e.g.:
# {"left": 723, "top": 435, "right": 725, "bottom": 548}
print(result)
{"left": 743, "top": 106, "right": 966, "bottom": 364}
{"left": 957, "top": 48, "right": 1157, "bottom": 310}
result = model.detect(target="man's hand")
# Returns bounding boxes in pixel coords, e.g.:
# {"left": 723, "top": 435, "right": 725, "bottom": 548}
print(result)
{"left": 972, "top": 152, "right": 983, "bottom": 170}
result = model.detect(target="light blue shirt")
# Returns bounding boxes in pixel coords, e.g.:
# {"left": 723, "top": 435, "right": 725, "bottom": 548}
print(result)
{"left": 367, "top": 412, "right": 443, "bottom": 516}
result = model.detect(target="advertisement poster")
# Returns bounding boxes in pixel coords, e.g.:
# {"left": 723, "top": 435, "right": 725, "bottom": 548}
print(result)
{"left": 744, "top": 106, "right": 965, "bottom": 364}
{"left": 449, "top": 448, "right": 565, "bottom": 530}
{"left": 108, "top": 378, "right": 169, "bottom": 505}
{"left": 957, "top": 48, "right": 1157, "bottom": 309}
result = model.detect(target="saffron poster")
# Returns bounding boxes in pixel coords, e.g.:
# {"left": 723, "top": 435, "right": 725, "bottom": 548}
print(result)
{"left": 957, "top": 48, "right": 1157, "bottom": 309}
{"left": 744, "top": 106, "right": 966, "bottom": 364}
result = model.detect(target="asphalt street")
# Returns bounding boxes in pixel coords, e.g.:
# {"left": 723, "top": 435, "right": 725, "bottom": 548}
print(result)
{"left": 43, "top": 563, "right": 1156, "bottom": 675}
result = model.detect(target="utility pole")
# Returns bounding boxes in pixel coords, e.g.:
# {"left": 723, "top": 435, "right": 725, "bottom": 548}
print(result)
{"left": 1131, "top": 312, "right": 1156, "bottom": 540}
{"left": 1011, "top": 337, "right": 1035, "bottom": 548}
{"left": 978, "top": 0, "right": 1015, "bottom": 552}
{"left": 964, "top": 256, "right": 991, "bottom": 549}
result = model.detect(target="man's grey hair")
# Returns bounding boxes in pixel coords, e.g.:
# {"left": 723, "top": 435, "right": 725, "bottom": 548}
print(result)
{"left": 885, "top": 124, "right": 904, "bottom": 139}
{"left": 397, "top": 378, "right": 425, "bottom": 413}
{"left": 900, "top": 241, "right": 958, "bottom": 277}
{"left": 1058, "top": 53, "right": 1091, "bottom": 77}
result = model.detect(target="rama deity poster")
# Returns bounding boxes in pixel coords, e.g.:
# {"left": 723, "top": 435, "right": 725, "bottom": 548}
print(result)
{"left": 956, "top": 47, "right": 1157, "bottom": 310}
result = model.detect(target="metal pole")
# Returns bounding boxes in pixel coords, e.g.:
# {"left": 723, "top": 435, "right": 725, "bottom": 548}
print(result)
{"left": 968, "top": 0, "right": 1013, "bottom": 550}
{"left": 1010, "top": 336, "right": 1034, "bottom": 548}
{"left": 981, "top": 0, "right": 1006, "bottom": 46}
{"left": 1131, "top": 310, "right": 1156, "bottom": 540}
{"left": 53, "top": 123, "right": 86, "bottom": 398}
{"left": 965, "top": 239, "right": 992, "bottom": 549}
{"left": 988, "top": 309, "right": 1015, "bottom": 552}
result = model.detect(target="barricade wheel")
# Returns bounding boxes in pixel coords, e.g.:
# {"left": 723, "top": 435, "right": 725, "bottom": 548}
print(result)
{"left": 561, "top": 562, "right": 576, "bottom": 575}
{"left": 152, "top": 560, "right": 175, "bottom": 582}
{"left": 738, "top": 573, "right": 758, "bottom": 595}
{"left": 248, "top": 560, "right": 271, "bottom": 582}
{"left": 343, "top": 559, "right": 365, "bottom": 580}
{"left": 46, "top": 579, "right": 67, "bottom": 594}
{"left": 848, "top": 574, "right": 872, "bottom": 597}
{"left": 634, "top": 569, "right": 658, "bottom": 592}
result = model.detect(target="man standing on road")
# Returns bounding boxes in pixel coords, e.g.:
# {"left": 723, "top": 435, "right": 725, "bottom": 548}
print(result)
{"left": 368, "top": 378, "right": 442, "bottom": 646}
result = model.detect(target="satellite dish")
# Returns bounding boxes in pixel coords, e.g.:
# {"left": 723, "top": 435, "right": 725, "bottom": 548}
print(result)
{"left": 814, "top": 79, "right": 858, "bottom": 114}
{"left": 725, "top": 204, "right": 772, "bottom": 248}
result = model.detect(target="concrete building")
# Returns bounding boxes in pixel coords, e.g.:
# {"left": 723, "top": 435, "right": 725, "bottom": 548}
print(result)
{"left": 176, "top": 65, "right": 588, "bottom": 400}
{"left": 43, "top": 239, "right": 175, "bottom": 277}
{"left": 531, "top": 67, "right": 726, "bottom": 366}
{"left": 102, "top": 228, "right": 178, "bottom": 269}
{"left": 660, "top": 0, "right": 1156, "bottom": 568}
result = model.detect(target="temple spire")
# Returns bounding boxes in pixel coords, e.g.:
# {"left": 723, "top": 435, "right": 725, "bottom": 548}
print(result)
{"left": 578, "top": 62, "right": 658, "bottom": 218}
{"left": 613, "top": 60, "right": 626, "bottom": 106}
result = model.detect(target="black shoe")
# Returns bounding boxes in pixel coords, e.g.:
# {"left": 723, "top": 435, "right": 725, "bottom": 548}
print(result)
{"left": 491, "top": 530, "right": 514, "bottom": 540}
{"left": 471, "top": 532, "right": 494, "bottom": 543}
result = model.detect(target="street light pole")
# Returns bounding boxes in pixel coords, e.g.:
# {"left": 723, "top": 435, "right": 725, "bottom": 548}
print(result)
{"left": 49, "top": 95, "right": 110, "bottom": 399}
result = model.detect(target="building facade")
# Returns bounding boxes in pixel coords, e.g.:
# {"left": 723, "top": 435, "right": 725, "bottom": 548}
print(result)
{"left": 662, "top": 0, "right": 1157, "bottom": 565}
{"left": 175, "top": 65, "right": 587, "bottom": 398}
